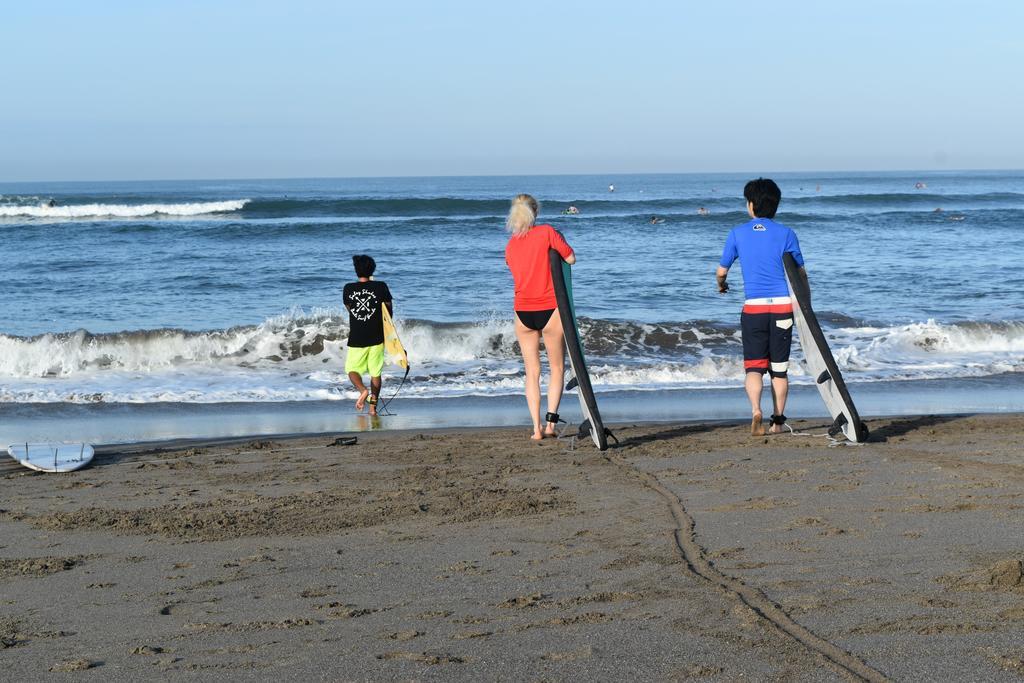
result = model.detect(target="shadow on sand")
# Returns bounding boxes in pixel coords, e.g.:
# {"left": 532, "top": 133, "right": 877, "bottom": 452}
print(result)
{"left": 867, "top": 413, "right": 968, "bottom": 443}
{"left": 614, "top": 420, "right": 739, "bottom": 450}
{"left": 88, "top": 432, "right": 355, "bottom": 469}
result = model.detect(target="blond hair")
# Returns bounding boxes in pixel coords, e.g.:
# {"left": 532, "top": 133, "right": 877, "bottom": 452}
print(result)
{"left": 506, "top": 194, "right": 539, "bottom": 236}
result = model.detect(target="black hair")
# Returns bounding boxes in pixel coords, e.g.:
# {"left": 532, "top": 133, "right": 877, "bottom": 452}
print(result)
{"left": 743, "top": 178, "right": 782, "bottom": 218}
{"left": 352, "top": 254, "right": 376, "bottom": 278}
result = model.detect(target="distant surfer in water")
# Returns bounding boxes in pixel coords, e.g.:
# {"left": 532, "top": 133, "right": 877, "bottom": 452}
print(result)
{"left": 505, "top": 194, "right": 576, "bottom": 441}
{"left": 716, "top": 178, "right": 807, "bottom": 436}
{"left": 343, "top": 255, "right": 393, "bottom": 416}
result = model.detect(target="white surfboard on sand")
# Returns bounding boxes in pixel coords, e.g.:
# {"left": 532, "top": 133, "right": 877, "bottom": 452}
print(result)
{"left": 7, "top": 443, "right": 95, "bottom": 472}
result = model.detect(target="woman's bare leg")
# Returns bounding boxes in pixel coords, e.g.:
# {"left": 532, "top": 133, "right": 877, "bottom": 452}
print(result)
{"left": 541, "top": 312, "right": 566, "bottom": 436}
{"left": 514, "top": 316, "right": 544, "bottom": 440}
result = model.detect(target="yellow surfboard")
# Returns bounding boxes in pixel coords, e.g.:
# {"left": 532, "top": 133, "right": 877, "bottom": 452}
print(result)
{"left": 382, "top": 305, "right": 409, "bottom": 371}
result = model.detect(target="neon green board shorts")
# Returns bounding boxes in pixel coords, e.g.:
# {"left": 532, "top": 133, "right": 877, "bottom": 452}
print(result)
{"left": 345, "top": 344, "right": 385, "bottom": 377}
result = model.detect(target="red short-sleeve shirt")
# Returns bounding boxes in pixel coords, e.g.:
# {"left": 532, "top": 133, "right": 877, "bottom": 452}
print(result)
{"left": 505, "top": 224, "right": 574, "bottom": 310}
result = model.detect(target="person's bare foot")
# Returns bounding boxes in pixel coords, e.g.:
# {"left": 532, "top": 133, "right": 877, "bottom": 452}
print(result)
{"left": 768, "top": 423, "right": 785, "bottom": 434}
{"left": 530, "top": 431, "right": 544, "bottom": 441}
{"left": 751, "top": 412, "right": 766, "bottom": 436}
{"left": 355, "top": 389, "right": 369, "bottom": 411}
{"left": 543, "top": 424, "right": 558, "bottom": 438}
{"left": 368, "top": 396, "right": 378, "bottom": 416}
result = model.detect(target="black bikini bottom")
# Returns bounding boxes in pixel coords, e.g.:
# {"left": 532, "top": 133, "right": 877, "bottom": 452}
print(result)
{"left": 516, "top": 309, "right": 555, "bottom": 331}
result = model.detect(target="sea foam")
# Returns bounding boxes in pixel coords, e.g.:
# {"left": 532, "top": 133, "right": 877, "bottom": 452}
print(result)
{"left": 0, "top": 199, "right": 249, "bottom": 219}
{"left": 0, "top": 315, "right": 1020, "bottom": 403}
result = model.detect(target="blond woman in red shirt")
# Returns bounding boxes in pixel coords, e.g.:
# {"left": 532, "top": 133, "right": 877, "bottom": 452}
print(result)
{"left": 504, "top": 194, "right": 576, "bottom": 440}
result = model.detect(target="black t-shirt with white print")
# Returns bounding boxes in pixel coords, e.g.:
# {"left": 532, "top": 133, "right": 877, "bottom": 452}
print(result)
{"left": 343, "top": 280, "right": 393, "bottom": 347}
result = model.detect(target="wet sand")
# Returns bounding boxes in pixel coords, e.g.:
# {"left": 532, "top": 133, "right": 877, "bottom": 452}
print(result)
{"left": 2, "top": 414, "right": 1023, "bottom": 681}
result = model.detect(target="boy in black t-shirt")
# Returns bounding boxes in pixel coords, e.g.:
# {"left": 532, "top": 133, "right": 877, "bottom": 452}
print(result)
{"left": 343, "top": 255, "right": 393, "bottom": 415}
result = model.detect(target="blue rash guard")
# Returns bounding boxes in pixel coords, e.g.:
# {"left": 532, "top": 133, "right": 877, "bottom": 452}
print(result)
{"left": 720, "top": 218, "right": 805, "bottom": 299}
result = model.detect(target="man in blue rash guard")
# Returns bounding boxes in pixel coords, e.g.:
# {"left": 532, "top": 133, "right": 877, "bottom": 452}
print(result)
{"left": 716, "top": 178, "right": 809, "bottom": 436}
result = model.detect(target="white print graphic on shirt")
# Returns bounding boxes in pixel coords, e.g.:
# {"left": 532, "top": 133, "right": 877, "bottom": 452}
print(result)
{"left": 349, "top": 290, "right": 378, "bottom": 322}
{"left": 753, "top": 223, "right": 766, "bottom": 231}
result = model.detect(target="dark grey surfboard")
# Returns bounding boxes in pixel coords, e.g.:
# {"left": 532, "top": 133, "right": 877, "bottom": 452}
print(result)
{"left": 549, "top": 249, "right": 610, "bottom": 450}
{"left": 783, "top": 253, "right": 869, "bottom": 442}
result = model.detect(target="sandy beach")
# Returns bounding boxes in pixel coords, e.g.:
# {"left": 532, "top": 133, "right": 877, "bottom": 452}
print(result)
{"left": 2, "top": 414, "right": 1023, "bottom": 681}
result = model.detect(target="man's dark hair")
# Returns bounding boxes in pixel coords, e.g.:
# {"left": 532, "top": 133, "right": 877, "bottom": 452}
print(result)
{"left": 352, "top": 254, "right": 376, "bottom": 278}
{"left": 743, "top": 178, "right": 782, "bottom": 218}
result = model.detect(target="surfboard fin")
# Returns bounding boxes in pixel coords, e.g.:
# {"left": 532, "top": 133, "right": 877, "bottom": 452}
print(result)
{"left": 572, "top": 421, "right": 619, "bottom": 450}
{"left": 816, "top": 370, "right": 832, "bottom": 384}
{"left": 566, "top": 376, "right": 579, "bottom": 392}
{"left": 828, "top": 413, "right": 848, "bottom": 437}
{"left": 856, "top": 422, "right": 870, "bottom": 442}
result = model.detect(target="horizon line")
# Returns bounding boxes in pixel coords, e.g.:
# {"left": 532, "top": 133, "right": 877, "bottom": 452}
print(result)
{"left": 2, "top": 167, "right": 1023, "bottom": 186}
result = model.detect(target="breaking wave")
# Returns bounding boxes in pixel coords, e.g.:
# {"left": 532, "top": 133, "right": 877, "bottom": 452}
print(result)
{"left": 0, "top": 314, "right": 1020, "bottom": 403}
{"left": 0, "top": 199, "right": 249, "bottom": 219}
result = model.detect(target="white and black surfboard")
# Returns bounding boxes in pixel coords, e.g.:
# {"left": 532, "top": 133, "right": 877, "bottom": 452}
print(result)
{"left": 783, "top": 253, "right": 868, "bottom": 442}
{"left": 549, "top": 249, "right": 611, "bottom": 450}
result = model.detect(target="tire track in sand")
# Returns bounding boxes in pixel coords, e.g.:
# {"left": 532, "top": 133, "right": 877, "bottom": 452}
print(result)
{"left": 607, "top": 451, "right": 890, "bottom": 683}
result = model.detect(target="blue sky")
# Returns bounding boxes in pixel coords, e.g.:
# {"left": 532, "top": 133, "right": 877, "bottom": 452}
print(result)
{"left": 2, "top": 0, "right": 1021, "bottom": 181}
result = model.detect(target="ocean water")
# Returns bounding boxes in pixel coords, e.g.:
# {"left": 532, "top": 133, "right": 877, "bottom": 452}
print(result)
{"left": 0, "top": 171, "right": 1021, "bottom": 440}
